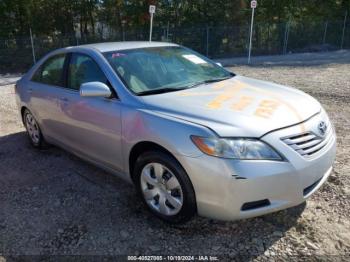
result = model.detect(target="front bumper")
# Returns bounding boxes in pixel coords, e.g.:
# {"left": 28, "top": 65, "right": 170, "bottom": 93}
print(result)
{"left": 178, "top": 112, "right": 336, "bottom": 221}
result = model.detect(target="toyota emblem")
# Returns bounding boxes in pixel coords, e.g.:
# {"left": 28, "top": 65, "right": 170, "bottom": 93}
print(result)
{"left": 318, "top": 121, "right": 327, "bottom": 136}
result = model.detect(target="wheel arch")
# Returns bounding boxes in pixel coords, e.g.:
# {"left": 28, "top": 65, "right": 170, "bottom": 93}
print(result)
{"left": 128, "top": 141, "right": 176, "bottom": 182}
{"left": 20, "top": 106, "right": 29, "bottom": 124}
{"left": 128, "top": 140, "right": 198, "bottom": 220}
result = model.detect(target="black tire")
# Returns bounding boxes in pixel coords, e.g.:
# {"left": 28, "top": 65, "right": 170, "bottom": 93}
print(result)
{"left": 23, "top": 109, "right": 49, "bottom": 149}
{"left": 133, "top": 150, "right": 197, "bottom": 224}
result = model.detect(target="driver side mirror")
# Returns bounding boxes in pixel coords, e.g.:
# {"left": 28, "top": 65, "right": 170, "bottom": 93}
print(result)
{"left": 80, "top": 82, "right": 112, "bottom": 98}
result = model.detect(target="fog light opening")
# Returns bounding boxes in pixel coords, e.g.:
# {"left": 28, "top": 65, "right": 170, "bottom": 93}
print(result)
{"left": 241, "top": 199, "right": 271, "bottom": 211}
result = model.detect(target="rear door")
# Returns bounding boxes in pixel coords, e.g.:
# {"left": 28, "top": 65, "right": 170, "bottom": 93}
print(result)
{"left": 28, "top": 53, "right": 69, "bottom": 141}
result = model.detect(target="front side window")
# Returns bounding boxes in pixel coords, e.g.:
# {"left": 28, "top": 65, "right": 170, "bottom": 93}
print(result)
{"left": 32, "top": 54, "right": 66, "bottom": 86}
{"left": 104, "top": 46, "right": 233, "bottom": 95}
{"left": 68, "top": 53, "right": 107, "bottom": 90}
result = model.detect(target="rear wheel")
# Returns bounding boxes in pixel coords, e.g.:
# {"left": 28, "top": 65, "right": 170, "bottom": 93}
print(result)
{"left": 23, "top": 109, "right": 47, "bottom": 149}
{"left": 133, "top": 151, "right": 196, "bottom": 223}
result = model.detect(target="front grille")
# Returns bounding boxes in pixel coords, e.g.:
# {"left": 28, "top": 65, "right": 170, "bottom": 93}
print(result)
{"left": 281, "top": 121, "right": 334, "bottom": 157}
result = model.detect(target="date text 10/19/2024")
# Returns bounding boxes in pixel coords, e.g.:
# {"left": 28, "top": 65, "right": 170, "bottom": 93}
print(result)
{"left": 127, "top": 255, "right": 219, "bottom": 261}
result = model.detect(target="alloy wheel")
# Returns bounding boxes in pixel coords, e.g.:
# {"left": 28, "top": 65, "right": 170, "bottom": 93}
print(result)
{"left": 25, "top": 113, "right": 40, "bottom": 144}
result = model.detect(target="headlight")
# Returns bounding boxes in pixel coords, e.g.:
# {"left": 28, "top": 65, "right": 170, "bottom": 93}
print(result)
{"left": 191, "top": 136, "right": 283, "bottom": 160}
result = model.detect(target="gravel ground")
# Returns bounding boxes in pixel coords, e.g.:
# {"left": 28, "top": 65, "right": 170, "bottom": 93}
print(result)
{"left": 0, "top": 74, "right": 21, "bottom": 87}
{"left": 0, "top": 61, "right": 349, "bottom": 260}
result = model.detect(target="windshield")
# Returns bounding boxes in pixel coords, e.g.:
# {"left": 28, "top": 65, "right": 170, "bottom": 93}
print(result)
{"left": 103, "top": 46, "right": 233, "bottom": 95}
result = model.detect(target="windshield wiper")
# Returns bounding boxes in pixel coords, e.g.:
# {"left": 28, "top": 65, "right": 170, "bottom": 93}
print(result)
{"left": 185, "top": 75, "right": 234, "bottom": 89}
{"left": 136, "top": 87, "right": 187, "bottom": 96}
{"left": 137, "top": 74, "right": 234, "bottom": 96}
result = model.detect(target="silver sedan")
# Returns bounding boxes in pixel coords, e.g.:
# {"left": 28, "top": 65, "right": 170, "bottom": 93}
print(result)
{"left": 15, "top": 42, "right": 336, "bottom": 223}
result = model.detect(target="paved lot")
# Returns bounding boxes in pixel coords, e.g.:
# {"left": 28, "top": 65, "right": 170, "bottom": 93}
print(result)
{"left": 218, "top": 50, "right": 350, "bottom": 66}
{"left": 0, "top": 61, "right": 349, "bottom": 259}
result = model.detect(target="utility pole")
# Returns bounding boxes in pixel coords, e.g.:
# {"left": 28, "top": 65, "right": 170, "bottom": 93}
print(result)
{"left": 29, "top": 28, "right": 36, "bottom": 64}
{"left": 248, "top": 0, "right": 257, "bottom": 64}
{"left": 206, "top": 26, "right": 209, "bottom": 57}
{"left": 122, "top": 20, "right": 126, "bottom": 41}
{"left": 323, "top": 21, "right": 328, "bottom": 45}
{"left": 166, "top": 21, "right": 170, "bottom": 41}
{"left": 149, "top": 5, "right": 156, "bottom": 42}
{"left": 283, "top": 21, "right": 290, "bottom": 55}
{"left": 341, "top": 11, "right": 348, "bottom": 49}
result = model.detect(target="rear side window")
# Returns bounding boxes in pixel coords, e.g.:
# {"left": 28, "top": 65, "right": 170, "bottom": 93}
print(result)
{"left": 31, "top": 54, "right": 66, "bottom": 86}
{"left": 68, "top": 53, "right": 107, "bottom": 90}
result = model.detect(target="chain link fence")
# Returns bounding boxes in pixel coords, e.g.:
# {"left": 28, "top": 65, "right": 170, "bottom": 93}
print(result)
{"left": 0, "top": 20, "right": 349, "bottom": 73}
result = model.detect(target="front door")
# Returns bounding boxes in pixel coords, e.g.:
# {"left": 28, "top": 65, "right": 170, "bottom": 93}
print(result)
{"left": 58, "top": 52, "right": 123, "bottom": 171}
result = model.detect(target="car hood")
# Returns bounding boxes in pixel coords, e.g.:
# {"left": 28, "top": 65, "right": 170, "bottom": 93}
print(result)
{"left": 141, "top": 75, "right": 321, "bottom": 137}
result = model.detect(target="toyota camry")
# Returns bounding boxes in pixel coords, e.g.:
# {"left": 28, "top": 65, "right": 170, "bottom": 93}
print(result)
{"left": 15, "top": 42, "right": 336, "bottom": 223}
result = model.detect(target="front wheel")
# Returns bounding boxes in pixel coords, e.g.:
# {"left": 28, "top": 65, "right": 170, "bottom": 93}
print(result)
{"left": 133, "top": 151, "right": 196, "bottom": 224}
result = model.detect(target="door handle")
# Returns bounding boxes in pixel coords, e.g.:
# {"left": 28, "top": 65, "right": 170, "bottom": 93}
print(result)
{"left": 28, "top": 88, "right": 33, "bottom": 93}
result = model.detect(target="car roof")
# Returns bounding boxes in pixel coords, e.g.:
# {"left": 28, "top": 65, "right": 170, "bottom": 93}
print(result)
{"left": 75, "top": 41, "right": 179, "bottom": 53}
